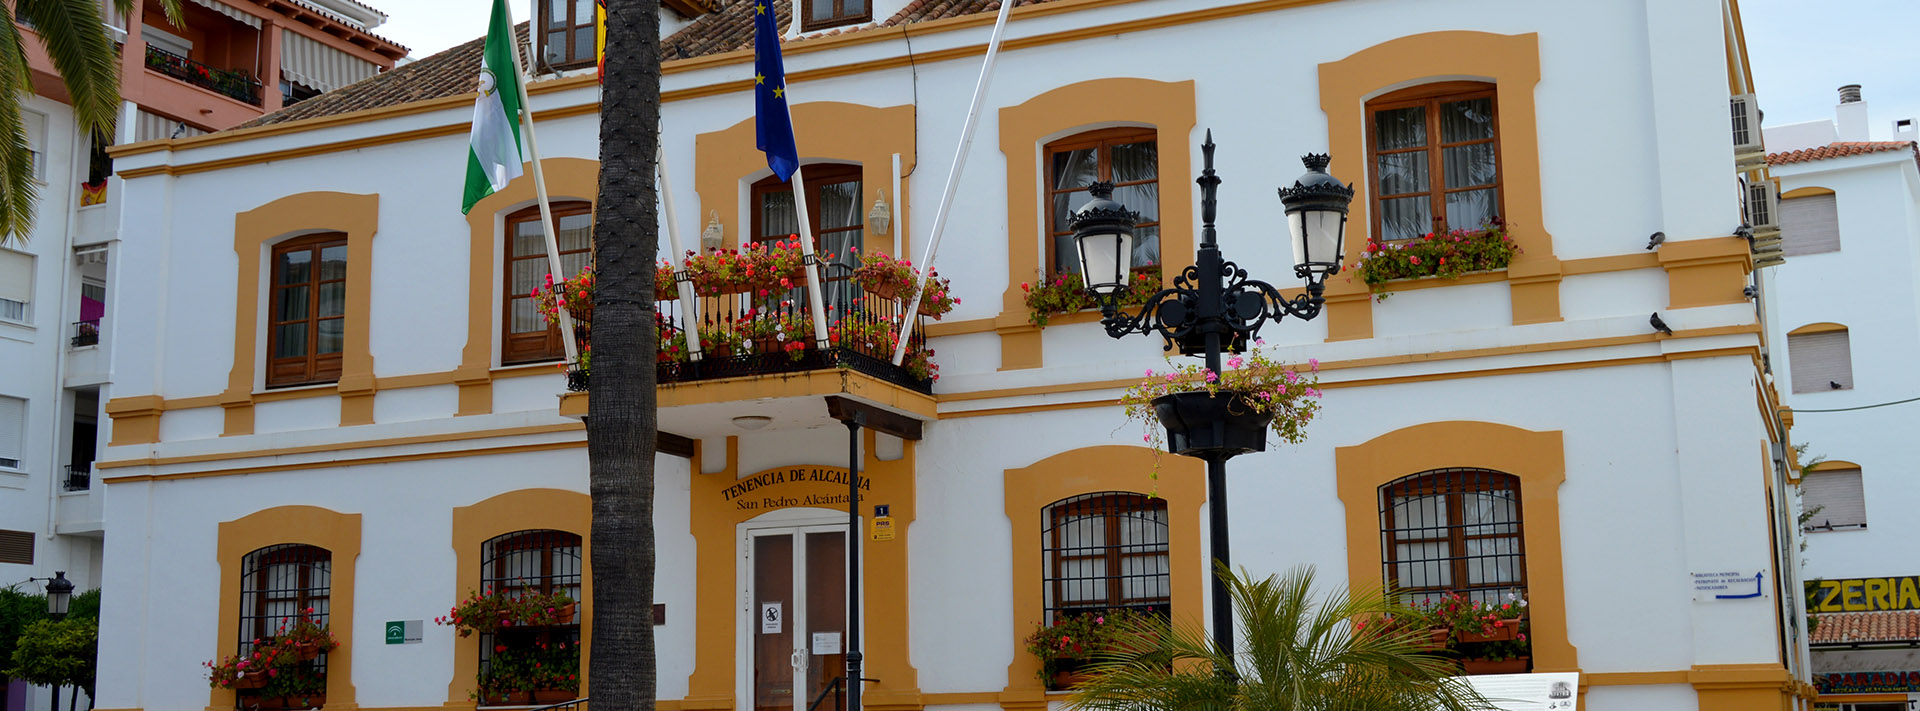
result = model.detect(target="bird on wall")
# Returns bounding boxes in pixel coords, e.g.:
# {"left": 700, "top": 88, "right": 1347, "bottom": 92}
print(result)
{"left": 1646, "top": 231, "right": 1665, "bottom": 250}
{"left": 1744, "top": 285, "right": 1758, "bottom": 300}
{"left": 1735, "top": 223, "right": 1755, "bottom": 244}
{"left": 1650, "top": 312, "right": 1673, "bottom": 336}
{"left": 1831, "top": 381, "right": 1844, "bottom": 390}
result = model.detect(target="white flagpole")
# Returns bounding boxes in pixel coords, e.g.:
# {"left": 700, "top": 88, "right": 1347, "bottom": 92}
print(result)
{"left": 509, "top": 31, "right": 579, "bottom": 363}
{"left": 893, "top": 0, "right": 1016, "bottom": 365}
{"left": 657, "top": 139, "right": 705, "bottom": 361}
{"left": 788, "top": 164, "right": 832, "bottom": 348}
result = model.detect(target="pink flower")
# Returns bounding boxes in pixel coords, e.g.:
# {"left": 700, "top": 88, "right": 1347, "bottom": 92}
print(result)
{"left": 1308, "top": 358, "right": 1319, "bottom": 371}
{"left": 1227, "top": 356, "right": 1244, "bottom": 369}
{"left": 1204, "top": 369, "right": 1218, "bottom": 383}
{"left": 1409, "top": 256, "right": 1421, "bottom": 265}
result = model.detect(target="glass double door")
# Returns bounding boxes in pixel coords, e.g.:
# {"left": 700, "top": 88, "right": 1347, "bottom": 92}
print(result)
{"left": 748, "top": 524, "right": 847, "bottom": 711}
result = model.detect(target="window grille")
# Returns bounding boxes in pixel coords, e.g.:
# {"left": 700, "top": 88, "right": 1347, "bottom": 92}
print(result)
{"left": 1379, "top": 468, "right": 1526, "bottom": 607}
{"left": 238, "top": 544, "right": 332, "bottom": 681}
{"left": 1042, "top": 492, "right": 1169, "bottom": 621}
{"left": 478, "top": 530, "right": 582, "bottom": 700}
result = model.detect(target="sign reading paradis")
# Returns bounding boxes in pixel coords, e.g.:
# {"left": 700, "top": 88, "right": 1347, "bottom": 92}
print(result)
{"left": 723, "top": 466, "right": 872, "bottom": 511}
{"left": 1816, "top": 671, "right": 1920, "bottom": 695}
{"left": 1805, "top": 576, "right": 1920, "bottom": 612}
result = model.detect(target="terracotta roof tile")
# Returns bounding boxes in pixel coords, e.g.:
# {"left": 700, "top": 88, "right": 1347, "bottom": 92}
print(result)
{"left": 237, "top": 0, "right": 1053, "bottom": 130}
{"left": 1767, "top": 141, "right": 1917, "bottom": 165}
{"left": 1811, "top": 610, "right": 1920, "bottom": 645}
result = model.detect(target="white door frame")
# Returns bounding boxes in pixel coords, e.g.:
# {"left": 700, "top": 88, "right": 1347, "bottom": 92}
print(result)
{"left": 736, "top": 508, "right": 861, "bottom": 711}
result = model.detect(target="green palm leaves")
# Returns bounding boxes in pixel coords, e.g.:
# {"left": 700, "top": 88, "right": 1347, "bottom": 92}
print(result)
{"left": 1067, "top": 566, "right": 1494, "bottom": 711}
{"left": 0, "top": 0, "right": 179, "bottom": 245}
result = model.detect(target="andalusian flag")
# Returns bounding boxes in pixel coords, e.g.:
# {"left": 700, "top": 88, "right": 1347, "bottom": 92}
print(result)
{"left": 461, "top": 0, "right": 524, "bottom": 214}
{"left": 595, "top": 0, "right": 606, "bottom": 82}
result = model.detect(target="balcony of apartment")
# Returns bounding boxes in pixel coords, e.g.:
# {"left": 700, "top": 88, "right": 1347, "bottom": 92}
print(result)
{"left": 128, "top": 0, "right": 271, "bottom": 127}
{"left": 64, "top": 247, "right": 110, "bottom": 387}
{"left": 55, "top": 391, "right": 102, "bottom": 537}
{"left": 557, "top": 260, "right": 940, "bottom": 439}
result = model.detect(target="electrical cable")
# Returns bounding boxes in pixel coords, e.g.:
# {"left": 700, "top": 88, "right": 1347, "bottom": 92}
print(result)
{"left": 1793, "top": 394, "right": 1920, "bottom": 413}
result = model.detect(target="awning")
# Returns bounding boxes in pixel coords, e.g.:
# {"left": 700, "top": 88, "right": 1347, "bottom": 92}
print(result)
{"left": 133, "top": 110, "right": 206, "bottom": 143}
{"left": 185, "top": 0, "right": 262, "bottom": 29}
{"left": 280, "top": 29, "right": 379, "bottom": 93}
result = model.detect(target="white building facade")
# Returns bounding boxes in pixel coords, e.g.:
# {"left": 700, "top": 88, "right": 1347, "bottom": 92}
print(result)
{"left": 1763, "top": 87, "right": 1920, "bottom": 711}
{"left": 94, "top": 1, "right": 1809, "bottom": 711}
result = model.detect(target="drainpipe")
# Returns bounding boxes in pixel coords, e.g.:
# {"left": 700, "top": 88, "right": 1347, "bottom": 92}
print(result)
{"left": 44, "top": 116, "right": 84, "bottom": 550}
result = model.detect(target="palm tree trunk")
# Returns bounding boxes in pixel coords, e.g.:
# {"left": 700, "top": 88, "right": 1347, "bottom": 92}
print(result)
{"left": 589, "top": 1, "right": 662, "bottom": 711}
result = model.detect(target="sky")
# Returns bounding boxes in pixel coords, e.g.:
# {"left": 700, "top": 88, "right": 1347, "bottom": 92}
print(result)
{"left": 363, "top": 0, "right": 1920, "bottom": 139}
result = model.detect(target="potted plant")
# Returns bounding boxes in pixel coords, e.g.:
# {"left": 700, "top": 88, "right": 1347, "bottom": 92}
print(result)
{"left": 1351, "top": 218, "right": 1519, "bottom": 301}
{"left": 1023, "top": 609, "right": 1154, "bottom": 690}
{"left": 915, "top": 273, "right": 958, "bottom": 319}
{"left": 1424, "top": 590, "right": 1530, "bottom": 674}
{"left": 532, "top": 264, "right": 595, "bottom": 331}
{"left": 474, "top": 640, "right": 580, "bottom": 705}
{"left": 1020, "top": 265, "right": 1161, "bottom": 328}
{"left": 206, "top": 609, "right": 337, "bottom": 696}
{"left": 436, "top": 589, "right": 578, "bottom": 638}
{"left": 853, "top": 250, "right": 919, "bottom": 300}
{"left": 1119, "top": 344, "right": 1322, "bottom": 461}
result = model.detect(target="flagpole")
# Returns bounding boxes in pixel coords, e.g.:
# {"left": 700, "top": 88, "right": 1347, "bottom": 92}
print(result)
{"left": 893, "top": 0, "right": 1016, "bottom": 365}
{"left": 788, "top": 161, "right": 832, "bottom": 348}
{"left": 656, "top": 139, "right": 704, "bottom": 361}
{"left": 509, "top": 28, "right": 580, "bottom": 363}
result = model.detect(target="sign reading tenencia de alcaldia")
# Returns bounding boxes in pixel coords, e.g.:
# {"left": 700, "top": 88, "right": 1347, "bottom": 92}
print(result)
{"left": 723, "top": 466, "right": 872, "bottom": 511}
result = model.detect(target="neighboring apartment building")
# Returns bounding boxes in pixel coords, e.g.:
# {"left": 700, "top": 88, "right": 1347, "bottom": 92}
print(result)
{"left": 1762, "top": 86, "right": 1920, "bottom": 711}
{"left": 0, "top": 3, "right": 401, "bottom": 711}
{"left": 94, "top": 1, "right": 1808, "bottom": 710}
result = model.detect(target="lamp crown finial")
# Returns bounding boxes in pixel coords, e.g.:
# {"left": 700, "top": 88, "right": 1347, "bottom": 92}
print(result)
{"left": 1086, "top": 181, "right": 1115, "bottom": 199}
{"left": 1301, "top": 153, "right": 1332, "bottom": 172}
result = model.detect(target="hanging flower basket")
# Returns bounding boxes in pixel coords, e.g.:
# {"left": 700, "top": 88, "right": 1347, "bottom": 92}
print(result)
{"left": 1151, "top": 391, "right": 1277, "bottom": 459}
{"left": 232, "top": 673, "right": 271, "bottom": 689}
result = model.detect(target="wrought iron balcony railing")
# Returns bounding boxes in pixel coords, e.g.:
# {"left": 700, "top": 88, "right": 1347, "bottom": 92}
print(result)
{"left": 143, "top": 45, "right": 261, "bottom": 105}
{"left": 71, "top": 319, "right": 99, "bottom": 348}
{"left": 567, "top": 264, "right": 936, "bottom": 395}
{"left": 64, "top": 464, "right": 90, "bottom": 492}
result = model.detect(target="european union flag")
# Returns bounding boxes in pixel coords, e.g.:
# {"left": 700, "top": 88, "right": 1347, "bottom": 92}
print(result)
{"left": 754, "top": 1, "right": 798, "bottom": 182}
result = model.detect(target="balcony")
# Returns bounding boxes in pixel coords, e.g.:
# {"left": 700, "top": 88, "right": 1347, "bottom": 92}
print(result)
{"left": 557, "top": 256, "right": 943, "bottom": 437}
{"left": 144, "top": 45, "right": 260, "bottom": 105}
{"left": 64, "top": 464, "right": 90, "bottom": 492}
{"left": 70, "top": 319, "right": 99, "bottom": 348}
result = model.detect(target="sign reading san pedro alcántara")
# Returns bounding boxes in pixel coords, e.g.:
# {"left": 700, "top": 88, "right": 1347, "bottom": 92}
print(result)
{"left": 1816, "top": 671, "right": 1920, "bottom": 695}
{"left": 1806, "top": 576, "right": 1920, "bottom": 612}
{"left": 723, "top": 466, "right": 871, "bottom": 511}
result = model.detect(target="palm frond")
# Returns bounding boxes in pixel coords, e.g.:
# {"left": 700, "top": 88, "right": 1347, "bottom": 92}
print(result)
{"left": 0, "top": 10, "right": 41, "bottom": 246}
{"left": 1067, "top": 565, "right": 1496, "bottom": 711}
{"left": 16, "top": 0, "right": 120, "bottom": 136}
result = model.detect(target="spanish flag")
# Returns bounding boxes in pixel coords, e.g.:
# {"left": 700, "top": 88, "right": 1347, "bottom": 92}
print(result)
{"left": 595, "top": 0, "right": 606, "bottom": 82}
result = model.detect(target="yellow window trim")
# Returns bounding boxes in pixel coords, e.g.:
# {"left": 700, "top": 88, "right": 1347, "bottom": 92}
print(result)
{"left": 213, "top": 506, "right": 362, "bottom": 710}
{"left": 446, "top": 490, "right": 594, "bottom": 709}
{"left": 1789, "top": 322, "right": 1847, "bottom": 336}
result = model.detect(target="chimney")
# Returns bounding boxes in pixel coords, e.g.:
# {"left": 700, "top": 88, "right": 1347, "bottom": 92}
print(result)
{"left": 1837, "top": 84, "right": 1870, "bottom": 141}
{"left": 1897, "top": 118, "right": 1918, "bottom": 144}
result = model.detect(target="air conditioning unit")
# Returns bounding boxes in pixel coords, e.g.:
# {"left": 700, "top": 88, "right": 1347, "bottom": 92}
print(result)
{"left": 1732, "top": 94, "right": 1767, "bottom": 171}
{"left": 1754, "top": 253, "right": 1786, "bottom": 268}
{"left": 1746, "top": 180, "right": 1780, "bottom": 239}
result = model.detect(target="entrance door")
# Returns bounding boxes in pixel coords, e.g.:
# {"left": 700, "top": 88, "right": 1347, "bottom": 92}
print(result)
{"left": 747, "top": 524, "right": 847, "bottom": 711}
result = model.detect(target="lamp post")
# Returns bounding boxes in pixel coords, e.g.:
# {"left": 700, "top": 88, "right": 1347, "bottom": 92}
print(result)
{"left": 32, "top": 572, "right": 75, "bottom": 711}
{"left": 1073, "top": 131, "right": 1353, "bottom": 666}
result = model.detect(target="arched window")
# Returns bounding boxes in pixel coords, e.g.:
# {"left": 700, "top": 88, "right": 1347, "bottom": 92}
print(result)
{"left": 503, "top": 202, "right": 593, "bottom": 365}
{"left": 238, "top": 544, "right": 332, "bottom": 699}
{"left": 1379, "top": 468, "right": 1525, "bottom": 606}
{"left": 1365, "top": 82, "right": 1503, "bottom": 242}
{"left": 1042, "top": 492, "right": 1169, "bottom": 620}
{"left": 477, "top": 530, "right": 582, "bottom": 706}
{"left": 1788, "top": 324, "right": 1854, "bottom": 393}
{"left": 1044, "top": 128, "right": 1159, "bottom": 276}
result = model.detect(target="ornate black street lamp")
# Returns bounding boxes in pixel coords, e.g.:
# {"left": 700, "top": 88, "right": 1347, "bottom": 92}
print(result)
{"left": 38, "top": 571, "right": 73, "bottom": 619}
{"left": 1073, "top": 131, "right": 1353, "bottom": 665}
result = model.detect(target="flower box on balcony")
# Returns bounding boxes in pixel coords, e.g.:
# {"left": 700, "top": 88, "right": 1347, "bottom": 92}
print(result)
{"left": 1353, "top": 220, "right": 1518, "bottom": 301}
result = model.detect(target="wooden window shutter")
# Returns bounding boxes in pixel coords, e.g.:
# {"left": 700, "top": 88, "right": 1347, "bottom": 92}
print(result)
{"left": 1781, "top": 194, "right": 1840, "bottom": 256}
{"left": 0, "top": 529, "right": 32, "bottom": 564}
{"left": 1803, "top": 468, "right": 1866, "bottom": 530}
{"left": 1789, "top": 330, "right": 1854, "bottom": 393}
{"left": 0, "top": 396, "right": 23, "bottom": 468}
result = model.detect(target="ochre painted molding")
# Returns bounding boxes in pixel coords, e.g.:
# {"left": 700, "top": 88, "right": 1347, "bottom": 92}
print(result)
{"left": 1658, "top": 237, "right": 1753, "bottom": 309}
{"left": 447, "top": 490, "right": 593, "bottom": 705}
{"left": 995, "top": 78, "right": 1196, "bottom": 370}
{"left": 459, "top": 157, "right": 602, "bottom": 416}
{"left": 1809, "top": 459, "right": 1860, "bottom": 472}
{"left": 684, "top": 435, "right": 922, "bottom": 707}
{"left": 1001, "top": 446, "right": 1205, "bottom": 693}
{"left": 693, "top": 102, "right": 915, "bottom": 252}
{"left": 1788, "top": 322, "right": 1847, "bottom": 336}
{"left": 1318, "top": 31, "right": 1557, "bottom": 335}
{"left": 102, "top": 440, "right": 586, "bottom": 484}
{"left": 96, "top": 423, "right": 583, "bottom": 470}
{"left": 1334, "top": 422, "right": 1578, "bottom": 671}
{"left": 224, "top": 192, "right": 380, "bottom": 436}
{"left": 1780, "top": 186, "right": 1835, "bottom": 199}
{"left": 214, "top": 506, "right": 362, "bottom": 710}
{"left": 104, "top": 395, "right": 163, "bottom": 447}
{"left": 1689, "top": 663, "right": 1795, "bottom": 711}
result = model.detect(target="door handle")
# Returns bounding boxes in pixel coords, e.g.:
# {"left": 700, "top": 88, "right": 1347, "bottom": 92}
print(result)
{"left": 791, "top": 647, "right": 807, "bottom": 675}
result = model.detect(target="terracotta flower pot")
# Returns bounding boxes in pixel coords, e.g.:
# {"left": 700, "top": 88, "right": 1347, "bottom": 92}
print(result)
{"left": 1151, "top": 391, "right": 1274, "bottom": 460}
{"left": 533, "top": 689, "right": 577, "bottom": 704}
{"left": 1460, "top": 655, "right": 1530, "bottom": 675}
{"left": 553, "top": 603, "right": 578, "bottom": 624}
{"left": 231, "top": 673, "right": 271, "bottom": 689}
{"left": 1049, "top": 668, "right": 1094, "bottom": 691}
{"left": 1458, "top": 618, "right": 1522, "bottom": 643}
